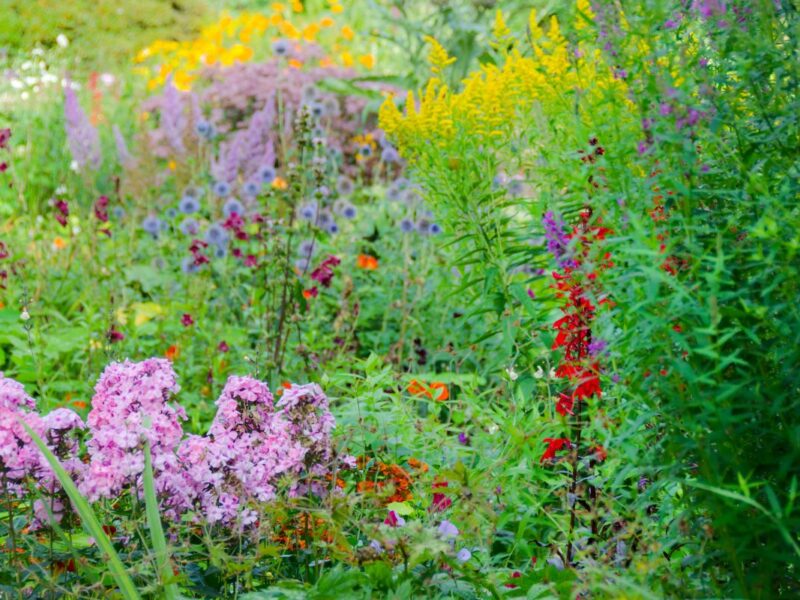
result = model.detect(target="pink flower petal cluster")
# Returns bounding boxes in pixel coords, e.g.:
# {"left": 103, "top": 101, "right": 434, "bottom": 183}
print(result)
{"left": 178, "top": 377, "right": 308, "bottom": 528}
{"left": 0, "top": 361, "right": 344, "bottom": 533}
{"left": 0, "top": 375, "right": 45, "bottom": 494}
{"left": 80, "top": 358, "right": 187, "bottom": 505}
{"left": 32, "top": 408, "right": 86, "bottom": 528}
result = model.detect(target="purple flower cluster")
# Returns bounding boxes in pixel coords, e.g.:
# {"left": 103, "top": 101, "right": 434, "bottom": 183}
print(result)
{"left": 63, "top": 85, "right": 101, "bottom": 170}
{"left": 542, "top": 211, "right": 576, "bottom": 268}
{"left": 0, "top": 376, "right": 45, "bottom": 494}
{"left": 81, "top": 359, "right": 186, "bottom": 505}
{"left": 177, "top": 377, "right": 304, "bottom": 527}
{"left": 0, "top": 361, "right": 343, "bottom": 532}
{"left": 0, "top": 374, "right": 86, "bottom": 529}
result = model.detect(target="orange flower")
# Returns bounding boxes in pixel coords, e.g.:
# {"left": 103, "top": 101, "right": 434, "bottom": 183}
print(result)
{"left": 407, "top": 457, "right": 429, "bottom": 473}
{"left": 272, "top": 176, "right": 288, "bottom": 189}
{"left": 430, "top": 381, "right": 449, "bottom": 401}
{"left": 406, "top": 379, "right": 449, "bottom": 401}
{"left": 356, "top": 254, "right": 379, "bottom": 270}
{"left": 407, "top": 379, "right": 430, "bottom": 397}
{"left": 72, "top": 400, "right": 87, "bottom": 410}
{"left": 165, "top": 344, "right": 179, "bottom": 361}
{"left": 53, "top": 237, "right": 68, "bottom": 250}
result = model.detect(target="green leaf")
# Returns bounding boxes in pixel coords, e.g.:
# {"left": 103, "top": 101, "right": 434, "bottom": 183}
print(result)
{"left": 144, "top": 441, "right": 179, "bottom": 600}
{"left": 20, "top": 418, "right": 142, "bottom": 600}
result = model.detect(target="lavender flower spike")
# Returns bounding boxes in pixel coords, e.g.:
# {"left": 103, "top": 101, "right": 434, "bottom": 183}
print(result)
{"left": 542, "top": 210, "right": 574, "bottom": 268}
{"left": 63, "top": 84, "right": 101, "bottom": 170}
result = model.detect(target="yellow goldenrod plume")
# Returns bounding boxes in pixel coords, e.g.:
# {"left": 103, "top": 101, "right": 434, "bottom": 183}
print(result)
{"left": 424, "top": 36, "right": 456, "bottom": 75}
{"left": 529, "top": 9, "right": 544, "bottom": 43}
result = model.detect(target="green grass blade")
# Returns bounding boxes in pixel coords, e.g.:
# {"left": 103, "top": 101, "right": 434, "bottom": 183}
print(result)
{"left": 143, "top": 441, "right": 178, "bottom": 600}
{"left": 20, "top": 418, "right": 142, "bottom": 600}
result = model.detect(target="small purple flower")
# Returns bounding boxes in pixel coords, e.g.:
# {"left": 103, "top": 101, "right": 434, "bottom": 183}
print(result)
{"left": 542, "top": 211, "right": 574, "bottom": 268}
{"left": 438, "top": 520, "right": 459, "bottom": 538}
{"left": 457, "top": 548, "right": 472, "bottom": 563}
{"left": 588, "top": 339, "right": 608, "bottom": 357}
{"left": 458, "top": 432, "right": 470, "bottom": 445}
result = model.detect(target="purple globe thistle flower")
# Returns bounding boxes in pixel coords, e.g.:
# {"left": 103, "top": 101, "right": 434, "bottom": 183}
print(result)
{"left": 327, "top": 221, "right": 339, "bottom": 235}
{"left": 359, "top": 144, "right": 373, "bottom": 158}
{"left": 317, "top": 210, "right": 332, "bottom": 228}
{"left": 182, "top": 185, "right": 203, "bottom": 199}
{"left": 165, "top": 207, "right": 178, "bottom": 220}
{"left": 180, "top": 218, "right": 199, "bottom": 236}
{"left": 223, "top": 198, "right": 244, "bottom": 217}
{"left": 416, "top": 218, "right": 432, "bottom": 235}
{"left": 195, "top": 120, "right": 214, "bottom": 140}
{"left": 430, "top": 223, "right": 442, "bottom": 235}
{"left": 179, "top": 196, "right": 201, "bottom": 214}
{"left": 308, "top": 101, "right": 326, "bottom": 119}
{"left": 212, "top": 180, "right": 232, "bottom": 198}
{"left": 142, "top": 215, "right": 161, "bottom": 237}
{"left": 298, "top": 239, "right": 316, "bottom": 258}
{"left": 399, "top": 218, "right": 415, "bottom": 233}
{"left": 402, "top": 187, "right": 423, "bottom": 205}
{"left": 381, "top": 146, "right": 400, "bottom": 163}
{"left": 258, "top": 165, "right": 276, "bottom": 184}
{"left": 342, "top": 204, "right": 357, "bottom": 219}
{"left": 112, "top": 206, "right": 126, "bottom": 220}
{"left": 299, "top": 202, "right": 317, "bottom": 221}
{"left": 242, "top": 180, "right": 261, "bottom": 198}
{"left": 205, "top": 223, "right": 228, "bottom": 246}
{"left": 181, "top": 257, "right": 199, "bottom": 273}
{"left": 272, "top": 39, "right": 290, "bottom": 56}
{"left": 336, "top": 176, "right": 354, "bottom": 196}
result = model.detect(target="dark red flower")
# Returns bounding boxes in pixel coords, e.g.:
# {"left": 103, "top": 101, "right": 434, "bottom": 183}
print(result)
{"left": 504, "top": 571, "right": 522, "bottom": 589}
{"left": 94, "top": 195, "right": 109, "bottom": 222}
{"left": 107, "top": 327, "right": 124, "bottom": 343}
{"left": 383, "top": 510, "right": 405, "bottom": 527}
{"left": 244, "top": 254, "right": 258, "bottom": 267}
{"left": 430, "top": 480, "right": 452, "bottom": 512}
{"left": 540, "top": 437, "right": 571, "bottom": 464}
{"left": 592, "top": 445, "right": 607, "bottom": 462}
{"left": 310, "top": 255, "right": 340, "bottom": 288}
{"left": 555, "top": 392, "right": 574, "bottom": 416}
{"left": 181, "top": 313, "right": 194, "bottom": 327}
{"left": 218, "top": 341, "right": 229, "bottom": 353}
{"left": 53, "top": 199, "right": 69, "bottom": 227}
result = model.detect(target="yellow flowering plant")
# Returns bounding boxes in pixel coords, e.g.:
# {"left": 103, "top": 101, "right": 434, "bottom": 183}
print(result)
{"left": 134, "top": 1, "right": 377, "bottom": 91}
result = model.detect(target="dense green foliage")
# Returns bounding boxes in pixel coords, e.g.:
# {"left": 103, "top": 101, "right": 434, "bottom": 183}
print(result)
{"left": 0, "top": 0, "right": 797, "bottom": 598}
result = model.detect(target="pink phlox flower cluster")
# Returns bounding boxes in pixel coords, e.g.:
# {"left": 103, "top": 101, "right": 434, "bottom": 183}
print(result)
{"left": 178, "top": 376, "right": 308, "bottom": 527}
{"left": 277, "top": 383, "right": 334, "bottom": 464}
{"left": 31, "top": 408, "right": 86, "bottom": 529}
{"left": 0, "top": 376, "right": 44, "bottom": 492}
{"left": 81, "top": 359, "right": 186, "bottom": 504}
{"left": 0, "top": 365, "right": 340, "bottom": 533}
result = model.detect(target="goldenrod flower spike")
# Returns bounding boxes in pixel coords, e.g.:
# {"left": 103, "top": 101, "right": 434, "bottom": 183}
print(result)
{"left": 492, "top": 9, "right": 512, "bottom": 45}
{"left": 424, "top": 36, "right": 456, "bottom": 75}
